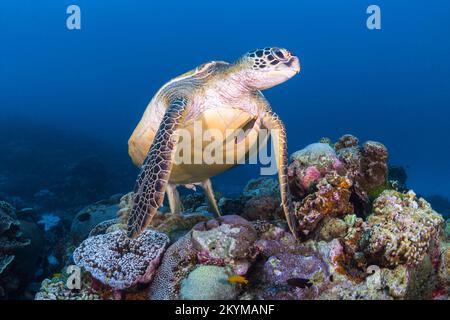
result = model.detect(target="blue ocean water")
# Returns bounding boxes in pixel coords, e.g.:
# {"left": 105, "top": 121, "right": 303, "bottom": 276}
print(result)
{"left": 1, "top": 0, "right": 450, "bottom": 201}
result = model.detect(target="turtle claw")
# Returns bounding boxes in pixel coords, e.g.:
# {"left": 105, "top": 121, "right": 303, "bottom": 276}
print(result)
{"left": 282, "top": 197, "right": 300, "bottom": 238}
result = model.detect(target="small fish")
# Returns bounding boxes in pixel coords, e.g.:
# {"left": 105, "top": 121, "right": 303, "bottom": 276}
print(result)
{"left": 286, "top": 278, "right": 313, "bottom": 289}
{"left": 227, "top": 275, "right": 249, "bottom": 285}
{"left": 52, "top": 273, "right": 61, "bottom": 278}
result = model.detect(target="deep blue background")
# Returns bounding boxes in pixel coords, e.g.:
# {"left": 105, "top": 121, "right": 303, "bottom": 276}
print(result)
{"left": 1, "top": 0, "right": 450, "bottom": 198}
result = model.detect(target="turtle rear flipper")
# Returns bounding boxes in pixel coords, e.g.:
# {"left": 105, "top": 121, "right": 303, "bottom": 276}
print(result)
{"left": 202, "top": 179, "right": 222, "bottom": 217}
{"left": 127, "top": 97, "right": 188, "bottom": 238}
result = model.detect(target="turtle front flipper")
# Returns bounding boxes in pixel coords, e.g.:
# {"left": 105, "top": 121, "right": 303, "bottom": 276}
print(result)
{"left": 127, "top": 97, "right": 189, "bottom": 238}
{"left": 262, "top": 111, "right": 300, "bottom": 237}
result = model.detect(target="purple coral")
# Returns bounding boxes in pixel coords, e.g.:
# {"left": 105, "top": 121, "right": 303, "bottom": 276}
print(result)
{"left": 73, "top": 229, "right": 169, "bottom": 290}
{"left": 192, "top": 215, "right": 257, "bottom": 265}
{"left": 262, "top": 253, "right": 328, "bottom": 286}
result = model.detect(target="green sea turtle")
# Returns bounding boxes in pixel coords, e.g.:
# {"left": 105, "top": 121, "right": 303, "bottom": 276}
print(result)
{"left": 127, "top": 47, "right": 300, "bottom": 238}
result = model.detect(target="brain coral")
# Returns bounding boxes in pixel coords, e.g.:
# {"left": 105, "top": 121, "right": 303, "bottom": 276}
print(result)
{"left": 73, "top": 229, "right": 169, "bottom": 290}
{"left": 179, "top": 265, "right": 238, "bottom": 300}
{"left": 362, "top": 190, "right": 444, "bottom": 267}
{"left": 148, "top": 232, "right": 197, "bottom": 300}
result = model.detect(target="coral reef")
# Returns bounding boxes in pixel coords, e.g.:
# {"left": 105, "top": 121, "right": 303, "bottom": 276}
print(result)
{"left": 148, "top": 233, "right": 197, "bottom": 300}
{"left": 152, "top": 212, "right": 208, "bottom": 242}
{"left": 437, "top": 242, "right": 449, "bottom": 293}
{"left": 288, "top": 143, "right": 344, "bottom": 197}
{"left": 361, "top": 190, "right": 444, "bottom": 267}
{"left": 294, "top": 173, "right": 354, "bottom": 237}
{"left": 388, "top": 165, "right": 408, "bottom": 192}
{"left": 35, "top": 272, "right": 102, "bottom": 300}
{"left": 285, "top": 135, "right": 390, "bottom": 238}
{"left": 335, "top": 135, "right": 388, "bottom": 204}
{"left": 192, "top": 215, "right": 257, "bottom": 271}
{"left": 88, "top": 218, "right": 119, "bottom": 238}
{"left": 32, "top": 134, "right": 449, "bottom": 301}
{"left": 241, "top": 178, "right": 281, "bottom": 221}
{"left": 73, "top": 229, "right": 169, "bottom": 290}
{"left": 258, "top": 253, "right": 329, "bottom": 299}
{"left": 180, "top": 265, "right": 238, "bottom": 300}
{"left": 446, "top": 220, "right": 450, "bottom": 241}
{"left": 243, "top": 177, "right": 279, "bottom": 199}
{"left": 0, "top": 202, "right": 32, "bottom": 298}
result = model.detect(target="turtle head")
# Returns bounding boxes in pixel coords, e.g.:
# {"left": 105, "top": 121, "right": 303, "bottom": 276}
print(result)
{"left": 236, "top": 47, "right": 300, "bottom": 90}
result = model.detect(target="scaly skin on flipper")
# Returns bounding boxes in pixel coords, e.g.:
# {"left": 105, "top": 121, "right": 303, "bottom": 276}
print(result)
{"left": 262, "top": 111, "right": 299, "bottom": 237}
{"left": 127, "top": 97, "right": 188, "bottom": 238}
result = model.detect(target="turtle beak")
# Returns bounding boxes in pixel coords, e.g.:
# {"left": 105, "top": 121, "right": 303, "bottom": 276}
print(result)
{"left": 286, "top": 56, "right": 301, "bottom": 74}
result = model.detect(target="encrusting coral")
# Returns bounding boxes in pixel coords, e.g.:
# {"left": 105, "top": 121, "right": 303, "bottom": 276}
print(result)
{"left": 288, "top": 143, "right": 345, "bottom": 198}
{"left": 335, "top": 135, "right": 389, "bottom": 206}
{"left": 73, "top": 229, "right": 169, "bottom": 290}
{"left": 192, "top": 215, "right": 257, "bottom": 274}
{"left": 286, "top": 135, "right": 390, "bottom": 238}
{"left": 294, "top": 172, "right": 354, "bottom": 237}
{"left": 361, "top": 190, "right": 444, "bottom": 267}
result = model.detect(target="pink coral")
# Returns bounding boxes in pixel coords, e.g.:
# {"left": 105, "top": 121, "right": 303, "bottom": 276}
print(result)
{"left": 288, "top": 143, "right": 344, "bottom": 198}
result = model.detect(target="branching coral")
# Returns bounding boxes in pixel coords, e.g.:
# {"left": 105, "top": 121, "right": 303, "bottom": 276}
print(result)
{"left": 362, "top": 190, "right": 444, "bottom": 267}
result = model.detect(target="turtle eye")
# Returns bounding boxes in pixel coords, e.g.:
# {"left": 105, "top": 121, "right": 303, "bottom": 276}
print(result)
{"left": 272, "top": 48, "right": 291, "bottom": 61}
